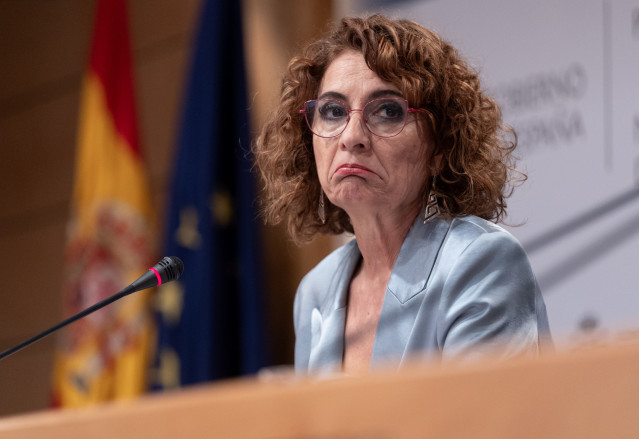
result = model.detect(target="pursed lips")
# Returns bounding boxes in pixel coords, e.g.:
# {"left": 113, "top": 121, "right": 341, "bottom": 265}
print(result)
{"left": 334, "top": 163, "right": 374, "bottom": 177}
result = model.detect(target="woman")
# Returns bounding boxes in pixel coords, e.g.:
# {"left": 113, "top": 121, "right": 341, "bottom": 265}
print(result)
{"left": 254, "top": 15, "right": 551, "bottom": 374}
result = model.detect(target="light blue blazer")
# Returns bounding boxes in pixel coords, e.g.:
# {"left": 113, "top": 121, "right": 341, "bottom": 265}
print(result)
{"left": 294, "top": 215, "right": 552, "bottom": 374}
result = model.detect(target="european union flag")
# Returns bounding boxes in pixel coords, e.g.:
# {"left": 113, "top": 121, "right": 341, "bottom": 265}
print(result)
{"left": 153, "top": 0, "right": 267, "bottom": 389}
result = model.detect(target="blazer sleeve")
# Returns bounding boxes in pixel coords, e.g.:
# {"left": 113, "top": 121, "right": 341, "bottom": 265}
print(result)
{"left": 435, "top": 228, "right": 550, "bottom": 362}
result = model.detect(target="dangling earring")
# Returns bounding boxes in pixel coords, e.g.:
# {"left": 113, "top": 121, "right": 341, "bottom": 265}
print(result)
{"left": 318, "top": 189, "right": 326, "bottom": 224}
{"left": 423, "top": 175, "right": 440, "bottom": 224}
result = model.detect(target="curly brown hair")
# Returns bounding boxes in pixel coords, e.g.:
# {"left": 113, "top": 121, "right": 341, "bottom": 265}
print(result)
{"left": 253, "top": 14, "right": 522, "bottom": 243}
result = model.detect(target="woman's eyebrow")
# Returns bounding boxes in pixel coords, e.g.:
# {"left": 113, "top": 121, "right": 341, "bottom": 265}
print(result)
{"left": 316, "top": 89, "right": 402, "bottom": 103}
{"left": 368, "top": 89, "right": 403, "bottom": 100}
{"left": 317, "top": 91, "right": 347, "bottom": 101}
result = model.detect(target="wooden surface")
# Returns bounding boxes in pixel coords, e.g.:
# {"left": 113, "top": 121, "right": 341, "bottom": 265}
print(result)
{"left": 1, "top": 343, "right": 638, "bottom": 438}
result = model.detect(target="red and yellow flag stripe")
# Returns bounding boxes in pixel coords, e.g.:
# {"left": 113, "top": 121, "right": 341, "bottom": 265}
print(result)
{"left": 52, "top": 0, "right": 155, "bottom": 407}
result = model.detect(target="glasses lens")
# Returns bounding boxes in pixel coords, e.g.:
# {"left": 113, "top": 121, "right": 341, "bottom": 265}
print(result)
{"left": 305, "top": 100, "right": 348, "bottom": 138}
{"left": 363, "top": 99, "right": 408, "bottom": 137}
{"left": 303, "top": 98, "right": 411, "bottom": 138}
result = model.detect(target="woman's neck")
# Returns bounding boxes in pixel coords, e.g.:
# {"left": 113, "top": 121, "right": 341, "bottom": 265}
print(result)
{"left": 350, "top": 207, "right": 419, "bottom": 275}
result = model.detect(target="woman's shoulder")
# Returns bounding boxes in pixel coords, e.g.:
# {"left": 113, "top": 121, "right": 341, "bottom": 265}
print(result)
{"left": 449, "top": 215, "right": 510, "bottom": 234}
{"left": 429, "top": 216, "right": 531, "bottom": 275}
{"left": 444, "top": 215, "right": 523, "bottom": 248}
{"left": 296, "top": 238, "right": 359, "bottom": 297}
{"left": 409, "top": 215, "right": 529, "bottom": 271}
{"left": 293, "top": 237, "right": 361, "bottom": 323}
{"left": 304, "top": 237, "right": 359, "bottom": 278}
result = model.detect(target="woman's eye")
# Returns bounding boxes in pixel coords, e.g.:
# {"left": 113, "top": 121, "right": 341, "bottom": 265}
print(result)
{"left": 375, "top": 102, "right": 404, "bottom": 119}
{"left": 319, "top": 102, "right": 346, "bottom": 119}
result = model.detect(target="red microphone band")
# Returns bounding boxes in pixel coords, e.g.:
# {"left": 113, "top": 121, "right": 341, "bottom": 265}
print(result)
{"left": 150, "top": 267, "right": 162, "bottom": 286}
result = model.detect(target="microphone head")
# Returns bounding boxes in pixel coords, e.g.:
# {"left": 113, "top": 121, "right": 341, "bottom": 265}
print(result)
{"left": 155, "top": 256, "right": 184, "bottom": 283}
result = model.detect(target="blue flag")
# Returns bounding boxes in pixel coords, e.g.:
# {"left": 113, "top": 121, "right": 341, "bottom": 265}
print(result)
{"left": 153, "top": 0, "right": 267, "bottom": 389}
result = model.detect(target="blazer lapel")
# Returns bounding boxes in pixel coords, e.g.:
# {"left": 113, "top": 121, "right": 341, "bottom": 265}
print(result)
{"left": 307, "top": 240, "right": 361, "bottom": 374}
{"left": 370, "top": 217, "right": 450, "bottom": 369}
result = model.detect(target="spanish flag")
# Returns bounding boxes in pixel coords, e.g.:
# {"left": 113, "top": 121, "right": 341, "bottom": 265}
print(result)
{"left": 51, "top": 0, "right": 156, "bottom": 407}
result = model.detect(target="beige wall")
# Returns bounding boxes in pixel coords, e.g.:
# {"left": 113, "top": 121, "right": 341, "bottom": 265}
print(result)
{"left": 0, "top": 0, "right": 332, "bottom": 416}
{"left": 244, "top": 0, "right": 335, "bottom": 371}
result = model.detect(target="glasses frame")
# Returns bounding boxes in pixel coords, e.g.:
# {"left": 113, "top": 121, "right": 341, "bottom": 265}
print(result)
{"left": 299, "top": 98, "right": 425, "bottom": 139}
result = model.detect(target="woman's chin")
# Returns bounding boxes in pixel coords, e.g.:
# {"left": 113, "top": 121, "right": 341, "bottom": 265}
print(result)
{"left": 330, "top": 194, "right": 382, "bottom": 215}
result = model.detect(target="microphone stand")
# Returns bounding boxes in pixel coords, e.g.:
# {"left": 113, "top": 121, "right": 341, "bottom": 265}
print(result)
{"left": 0, "top": 256, "right": 183, "bottom": 361}
{"left": 0, "top": 284, "right": 139, "bottom": 361}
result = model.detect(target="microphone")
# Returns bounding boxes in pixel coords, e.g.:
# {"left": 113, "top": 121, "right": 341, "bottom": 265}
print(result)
{"left": 129, "top": 255, "right": 184, "bottom": 292}
{"left": 0, "top": 256, "right": 184, "bottom": 361}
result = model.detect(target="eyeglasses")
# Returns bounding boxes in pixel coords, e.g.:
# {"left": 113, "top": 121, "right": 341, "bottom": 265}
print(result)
{"left": 299, "top": 98, "right": 424, "bottom": 138}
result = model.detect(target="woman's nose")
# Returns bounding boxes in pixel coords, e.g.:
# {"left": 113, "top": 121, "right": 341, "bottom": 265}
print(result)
{"left": 339, "top": 111, "right": 370, "bottom": 150}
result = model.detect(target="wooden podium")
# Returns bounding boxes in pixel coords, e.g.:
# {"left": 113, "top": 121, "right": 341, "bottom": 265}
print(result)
{"left": 1, "top": 343, "right": 638, "bottom": 438}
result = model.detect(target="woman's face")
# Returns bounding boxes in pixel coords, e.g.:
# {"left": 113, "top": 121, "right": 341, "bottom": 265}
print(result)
{"left": 313, "top": 50, "right": 436, "bottom": 221}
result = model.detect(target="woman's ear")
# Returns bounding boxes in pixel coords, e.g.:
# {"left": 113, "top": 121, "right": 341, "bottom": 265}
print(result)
{"left": 421, "top": 116, "right": 441, "bottom": 174}
{"left": 430, "top": 152, "right": 443, "bottom": 175}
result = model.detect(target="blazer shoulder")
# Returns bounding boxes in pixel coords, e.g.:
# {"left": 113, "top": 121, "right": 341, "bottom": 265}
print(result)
{"left": 295, "top": 238, "right": 360, "bottom": 311}
{"left": 299, "top": 238, "right": 358, "bottom": 286}
{"left": 446, "top": 216, "right": 524, "bottom": 252}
